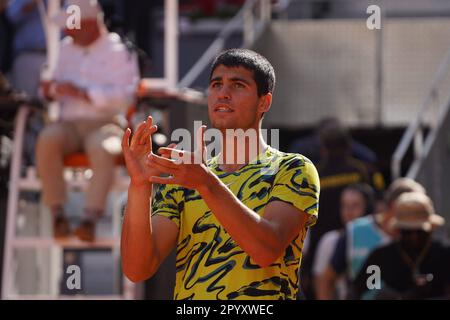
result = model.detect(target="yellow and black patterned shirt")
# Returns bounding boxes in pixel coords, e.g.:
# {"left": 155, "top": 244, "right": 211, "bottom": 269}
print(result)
{"left": 152, "top": 146, "right": 320, "bottom": 300}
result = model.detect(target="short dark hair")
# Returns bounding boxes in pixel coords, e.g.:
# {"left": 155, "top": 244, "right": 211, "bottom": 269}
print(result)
{"left": 209, "top": 48, "right": 276, "bottom": 97}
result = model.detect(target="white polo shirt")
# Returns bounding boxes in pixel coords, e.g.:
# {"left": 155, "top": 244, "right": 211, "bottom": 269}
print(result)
{"left": 51, "top": 32, "right": 139, "bottom": 121}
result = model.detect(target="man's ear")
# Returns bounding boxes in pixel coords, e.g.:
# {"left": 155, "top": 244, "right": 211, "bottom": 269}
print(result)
{"left": 259, "top": 93, "right": 272, "bottom": 114}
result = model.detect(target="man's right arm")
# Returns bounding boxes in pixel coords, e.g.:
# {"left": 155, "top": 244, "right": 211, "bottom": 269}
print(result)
{"left": 120, "top": 118, "right": 179, "bottom": 282}
{"left": 121, "top": 183, "right": 178, "bottom": 282}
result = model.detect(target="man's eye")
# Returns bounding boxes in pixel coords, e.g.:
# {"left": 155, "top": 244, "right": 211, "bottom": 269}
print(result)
{"left": 234, "top": 83, "right": 245, "bottom": 88}
{"left": 211, "top": 82, "right": 221, "bottom": 88}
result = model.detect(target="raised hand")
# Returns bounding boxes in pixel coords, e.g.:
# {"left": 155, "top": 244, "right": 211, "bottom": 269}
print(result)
{"left": 121, "top": 116, "right": 175, "bottom": 187}
{"left": 146, "top": 125, "right": 210, "bottom": 190}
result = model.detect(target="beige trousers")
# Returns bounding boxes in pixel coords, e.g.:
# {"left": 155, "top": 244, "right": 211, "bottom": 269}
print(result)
{"left": 36, "top": 120, "right": 124, "bottom": 212}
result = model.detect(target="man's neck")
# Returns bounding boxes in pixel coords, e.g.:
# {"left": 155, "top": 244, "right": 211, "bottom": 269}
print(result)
{"left": 218, "top": 131, "right": 268, "bottom": 173}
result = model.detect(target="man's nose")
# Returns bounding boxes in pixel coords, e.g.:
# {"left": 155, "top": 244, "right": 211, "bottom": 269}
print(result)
{"left": 217, "top": 85, "right": 231, "bottom": 100}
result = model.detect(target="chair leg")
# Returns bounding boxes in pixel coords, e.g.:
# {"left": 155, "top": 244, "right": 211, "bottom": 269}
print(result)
{"left": 2, "top": 106, "right": 30, "bottom": 299}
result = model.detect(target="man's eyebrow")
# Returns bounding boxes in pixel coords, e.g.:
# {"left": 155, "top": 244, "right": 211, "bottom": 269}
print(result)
{"left": 230, "top": 77, "right": 251, "bottom": 85}
{"left": 210, "top": 76, "right": 222, "bottom": 83}
{"left": 209, "top": 76, "right": 252, "bottom": 85}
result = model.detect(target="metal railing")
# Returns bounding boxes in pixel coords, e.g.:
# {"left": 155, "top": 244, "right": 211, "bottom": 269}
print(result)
{"left": 177, "top": 0, "right": 272, "bottom": 89}
{"left": 391, "top": 44, "right": 450, "bottom": 179}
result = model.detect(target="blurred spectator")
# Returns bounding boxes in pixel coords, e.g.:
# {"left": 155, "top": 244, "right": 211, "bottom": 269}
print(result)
{"left": 352, "top": 192, "right": 449, "bottom": 300}
{"left": 0, "top": 0, "right": 14, "bottom": 73}
{"left": 1, "top": 72, "right": 15, "bottom": 96}
{"left": 37, "top": 0, "right": 139, "bottom": 242}
{"left": 291, "top": 117, "right": 385, "bottom": 206}
{"left": 319, "top": 178, "right": 426, "bottom": 300}
{"left": 313, "top": 183, "right": 375, "bottom": 299}
{"left": 316, "top": 124, "right": 371, "bottom": 228}
{"left": 301, "top": 121, "right": 379, "bottom": 299}
{"left": 0, "top": 72, "right": 26, "bottom": 136}
{"left": 288, "top": 117, "right": 378, "bottom": 166}
{"left": 6, "top": 0, "right": 47, "bottom": 98}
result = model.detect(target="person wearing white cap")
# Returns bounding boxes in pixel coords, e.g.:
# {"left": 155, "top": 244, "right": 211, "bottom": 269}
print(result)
{"left": 37, "top": 0, "right": 139, "bottom": 241}
{"left": 50, "top": 0, "right": 103, "bottom": 29}
{"left": 352, "top": 192, "right": 450, "bottom": 299}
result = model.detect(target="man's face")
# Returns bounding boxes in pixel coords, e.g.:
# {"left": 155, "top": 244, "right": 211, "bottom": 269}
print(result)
{"left": 400, "top": 229, "right": 431, "bottom": 251}
{"left": 340, "top": 189, "right": 366, "bottom": 225}
{"left": 208, "top": 65, "right": 267, "bottom": 130}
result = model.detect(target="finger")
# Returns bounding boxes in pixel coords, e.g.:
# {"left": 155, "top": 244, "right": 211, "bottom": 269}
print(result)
{"left": 159, "top": 143, "right": 177, "bottom": 159}
{"left": 196, "top": 125, "right": 206, "bottom": 152}
{"left": 139, "top": 124, "right": 157, "bottom": 146}
{"left": 157, "top": 147, "right": 183, "bottom": 156}
{"left": 157, "top": 147, "right": 191, "bottom": 164}
{"left": 137, "top": 116, "right": 154, "bottom": 150}
{"left": 121, "top": 128, "right": 131, "bottom": 152}
{"left": 146, "top": 115, "right": 153, "bottom": 127}
{"left": 146, "top": 159, "right": 179, "bottom": 176}
{"left": 195, "top": 125, "right": 207, "bottom": 162}
{"left": 147, "top": 161, "right": 175, "bottom": 175}
{"left": 147, "top": 153, "right": 180, "bottom": 170}
{"left": 167, "top": 143, "right": 177, "bottom": 149}
{"left": 148, "top": 176, "right": 176, "bottom": 185}
{"left": 130, "top": 120, "right": 147, "bottom": 148}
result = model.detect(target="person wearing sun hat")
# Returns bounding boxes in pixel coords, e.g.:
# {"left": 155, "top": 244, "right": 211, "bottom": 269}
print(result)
{"left": 320, "top": 178, "right": 425, "bottom": 300}
{"left": 352, "top": 191, "right": 450, "bottom": 299}
{"left": 390, "top": 192, "right": 445, "bottom": 232}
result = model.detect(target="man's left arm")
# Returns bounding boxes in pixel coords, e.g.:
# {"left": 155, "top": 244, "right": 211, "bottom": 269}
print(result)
{"left": 196, "top": 171, "right": 316, "bottom": 267}
{"left": 148, "top": 130, "right": 320, "bottom": 267}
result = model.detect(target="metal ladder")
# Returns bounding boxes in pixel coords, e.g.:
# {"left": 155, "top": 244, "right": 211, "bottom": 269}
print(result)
{"left": 391, "top": 43, "right": 450, "bottom": 235}
{"left": 1, "top": 105, "right": 136, "bottom": 299}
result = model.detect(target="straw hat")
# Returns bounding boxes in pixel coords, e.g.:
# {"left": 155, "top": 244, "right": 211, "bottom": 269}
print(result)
{"left": 391, "top": 192, "right": 445, "bottom": 232}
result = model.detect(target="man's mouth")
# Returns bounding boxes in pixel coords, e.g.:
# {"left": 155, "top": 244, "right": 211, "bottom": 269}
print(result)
{"left": 214, "top": 105, "right": 234, "bottom": 113}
